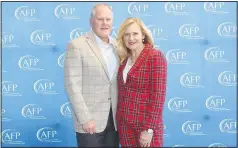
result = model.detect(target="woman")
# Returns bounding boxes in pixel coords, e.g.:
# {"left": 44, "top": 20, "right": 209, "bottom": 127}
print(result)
{"left": 116, "top": 17, "right": 167, "bottom": 147}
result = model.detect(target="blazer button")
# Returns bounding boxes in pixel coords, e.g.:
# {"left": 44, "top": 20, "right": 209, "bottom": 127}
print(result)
{"left": 108, "top": 98, "right": 111, "bottom": 100}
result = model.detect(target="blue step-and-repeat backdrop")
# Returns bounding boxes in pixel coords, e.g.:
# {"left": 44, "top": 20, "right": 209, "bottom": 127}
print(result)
{"left": 1, "top": 1, "right": 237, "bottom": 147}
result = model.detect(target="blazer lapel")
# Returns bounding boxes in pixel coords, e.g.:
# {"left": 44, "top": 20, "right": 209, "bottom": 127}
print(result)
{"left": 118, "top": 58, "right": 128, "bottom": 84}
{"left": 85, "top": 31, "right": 110, "bottom": 80}
{"left": 110, "top": 39, "right": 120, "bottom": 82}
{"left": 128, "top": 43, "right": 151, "bottom": 77}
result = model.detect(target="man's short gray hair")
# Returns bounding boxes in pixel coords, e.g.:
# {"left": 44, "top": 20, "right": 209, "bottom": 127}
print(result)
{"left": 90, "top": 3, "right": 113, "bottom": 18}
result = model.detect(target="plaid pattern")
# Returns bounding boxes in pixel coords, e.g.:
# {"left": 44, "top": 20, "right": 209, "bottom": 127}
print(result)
{"left": 118, "top": 120, "right": 163, "bottom": 147}
{"left": 116, "top": 43, "right": 167, "bottom": 147}
{"left": 64, "top": 32, "right": 119, "bottom": 133}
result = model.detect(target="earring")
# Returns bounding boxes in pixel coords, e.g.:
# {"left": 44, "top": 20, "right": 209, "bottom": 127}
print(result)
{"left": 142, "top": 39, "right": 145, "bottom": 43}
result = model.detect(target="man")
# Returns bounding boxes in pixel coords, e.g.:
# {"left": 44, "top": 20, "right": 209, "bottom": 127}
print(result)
{"left": 64, "top": 3, "right": 119, "bottom": 147}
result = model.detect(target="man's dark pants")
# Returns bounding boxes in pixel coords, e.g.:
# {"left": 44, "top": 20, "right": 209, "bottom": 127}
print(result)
{"left": 76, "top": 108, "right": 119, "bottom": 147}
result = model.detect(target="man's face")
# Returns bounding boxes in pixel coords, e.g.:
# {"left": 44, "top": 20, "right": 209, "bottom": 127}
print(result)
{"left": 90, "top": 6, "right": 113, "bottom": 39}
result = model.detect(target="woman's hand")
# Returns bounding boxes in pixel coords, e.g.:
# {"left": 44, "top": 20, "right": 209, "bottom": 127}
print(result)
{"left": 139, "top": 130, "right": 153, "bottom": 147}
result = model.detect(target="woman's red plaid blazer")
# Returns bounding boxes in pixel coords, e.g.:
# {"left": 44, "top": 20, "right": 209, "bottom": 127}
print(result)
{"left": 116, "top": 43, "right": 167, "bottom": 134}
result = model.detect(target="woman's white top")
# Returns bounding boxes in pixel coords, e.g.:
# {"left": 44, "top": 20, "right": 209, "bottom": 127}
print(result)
{"left": 123, "top": 58, "right": 134, "bottom": 83}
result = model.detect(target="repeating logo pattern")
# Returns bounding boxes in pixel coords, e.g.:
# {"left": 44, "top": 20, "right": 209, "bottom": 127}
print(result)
{"left": 2, "top": 2, "right": 236, "bottom": 147}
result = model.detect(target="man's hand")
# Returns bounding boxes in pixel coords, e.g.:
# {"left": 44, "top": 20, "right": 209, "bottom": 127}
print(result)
{"left": 139, "top": 130, "right": 153, "bottom": 147}
{"left": 82, "top": 120, "right": 96, "bottom": 134}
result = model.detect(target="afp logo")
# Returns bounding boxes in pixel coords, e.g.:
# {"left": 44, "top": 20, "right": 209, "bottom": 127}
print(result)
{"left": 147, "top": 25, "right": 168, "bottom": 40}
{"left": 204, "top": 47, "right": 229, "bottom": 63}
{"left": 163, "top": 125, "right": 169, "bottom": 137}
{"left": 182, "top": 121, "right": 206, "bottom": 136}
{"left": 180, "top": 73, "right": 204, "bottom": 88}
{"left": 2, "top": 32, "right": 19, "bottom": 48}
{"left": 205, "top": 96, "right": 230, "bottom": 111}
{"left": 168, "top": 97, "right": 192, "bottom": 112}
{"left": 1, "top": 129, "right": 25, "bottom": 144}
{"left": 2, "top": 109, "right": 12, "bottom": 122}
{"left": 18, "top": 55, "right": 44, "bottom": 71}
{"left": 70, "top": 28, "right": 87, "bottom": 40}
{"left": 15, "top": 6, "right": 39, "bottom": 21}
{"left": 166, "top": 49, "right": 189, "bottom": 64}
{"left": 2, "top": 81, "right": 22, "bottom": 97}
{"left": 21, "top": 104, "right": 46, "bottom": 119}
{"left": 128, "top": 2, "right": 152, "bottom": 16}
{"left": 34, "top": 79, "right": 58, "bottom": 95}
{"left": 179, "top": 24, "right": 204, "bottom": 39}
{"left": 30, "top": 30, "right": 55, "bottom": 46}
{"left": 154, "top": 44, "right": 160, "bottom": 50}
{"left": 58, "top": 53, "right": 65, "bottom": 68}
{"left": 219, "top": 119, "right": 237, "bottom": 134}
{"left": 208, "top": 143, "right": 227, "bottom": 147}
{"left": 60, "top": 102, "right": 72, "bottom": 118}
{"left": 218, "top": 22, "right": 236, "bottom": 38}
{"left": 218, "top": 71, "right": 236, "bottom": 87}
{"left": 54, "top": 4, "right": 80, "bottom": 20}
{"left": 204, "top": 2, "right": 228, "bottom": 14}
{"left": 36, "top": 127, "right": 61, "bottom": 142}
{"left": 165, "top": 2, "right": 188, "bottom": 15}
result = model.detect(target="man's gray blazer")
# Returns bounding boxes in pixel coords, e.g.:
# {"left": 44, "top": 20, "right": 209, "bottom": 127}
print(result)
{"left": 64, "top": 31, "right": 119, "bottom": 133}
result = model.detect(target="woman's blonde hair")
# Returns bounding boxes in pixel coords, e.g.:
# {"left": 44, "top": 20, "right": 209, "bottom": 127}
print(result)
{"left": 116, "top": 17, "right": 154, "bottom": 63}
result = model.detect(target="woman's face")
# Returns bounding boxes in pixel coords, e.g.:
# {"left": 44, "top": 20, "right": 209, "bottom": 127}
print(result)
{"left": 123, "top": 23, "right": 145, "bottom": 52}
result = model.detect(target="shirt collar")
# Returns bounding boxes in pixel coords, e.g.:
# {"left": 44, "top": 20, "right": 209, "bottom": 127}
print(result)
{"left": 92, "top": 30, "right": 113, "bottom": 46}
